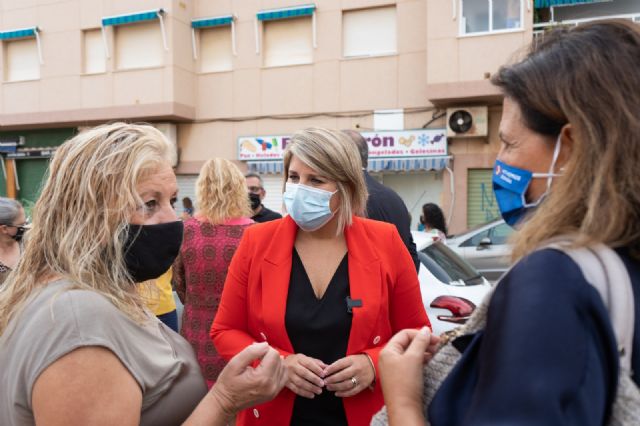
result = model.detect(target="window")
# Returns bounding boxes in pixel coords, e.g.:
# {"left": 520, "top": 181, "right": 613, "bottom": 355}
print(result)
{"left": 4, "top": 38, "right": 40, "bottom": 81}
{"left": 343, "top": 6, "right": 397, "bottom": 57}
{"left": 263, "top": 17, "right": 312, "bottom": 67}
{"left": 421, "top": 244, "right": 483, "bottom": 286}
{"left": 460, "top": 229, "right": 490, "bottom": 247}
{"left": 461, "top": 0, "right": 521, "bottom": 35}
{"left": 200, "top": 26, "right": 232, "bottom": 73}
{"left": 115, "top": 20, "right": 163, "bottom": 70}
{"left": 489, "top": 222, "right": 513, "bottom": 245}
{"left": 83, "top": 29, "right": 106, "bottom": 74}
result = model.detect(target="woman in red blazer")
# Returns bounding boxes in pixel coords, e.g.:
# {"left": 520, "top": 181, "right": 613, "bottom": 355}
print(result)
{"left": 211, "top": 128, "right": 430, "bottom": 426}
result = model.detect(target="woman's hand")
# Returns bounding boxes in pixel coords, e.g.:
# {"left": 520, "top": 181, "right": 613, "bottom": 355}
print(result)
{"left": 378, "top": 327, "right": 439, "bottom": 424}
{"left": 283, "top": 354, "right": 327, "bottom": 399}
{"left": 210, "top": 342, "right": 286, "bottom": 416}
{"left": 323, "top": 354, "right": 375, "bottom": 397}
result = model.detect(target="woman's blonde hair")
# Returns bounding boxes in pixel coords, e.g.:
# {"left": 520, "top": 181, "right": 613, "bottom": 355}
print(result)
{"left": 491, "top": 20, "right": 640, "bottom": 260}
{"left": 195, "top": 158, "right": 252, "bottom": 224}
{"left": 283, "top": 127, "right": 368, "bottom": 233}
{"left": 0, "top": 123, "right": 173, "bottom": 335}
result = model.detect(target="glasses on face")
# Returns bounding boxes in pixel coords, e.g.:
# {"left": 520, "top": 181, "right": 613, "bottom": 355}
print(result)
{"left": 247, "top": 186, "right": 263, "bottom": 194}
{"left": 3, "top": 222, "right": 28, "bottom": 232}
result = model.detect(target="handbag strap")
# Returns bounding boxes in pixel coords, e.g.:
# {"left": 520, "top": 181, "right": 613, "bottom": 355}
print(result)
{"left": 547, "top": 241, "right": 634, "bottom": 372}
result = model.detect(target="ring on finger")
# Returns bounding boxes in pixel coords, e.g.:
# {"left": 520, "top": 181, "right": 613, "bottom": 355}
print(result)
{"left": 351, "top": 376, "right": 358, "bottom": 388}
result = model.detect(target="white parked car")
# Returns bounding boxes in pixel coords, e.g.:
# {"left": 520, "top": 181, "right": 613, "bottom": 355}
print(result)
{"left": 445, "top": 219, "right": 514, "bottom": 282}
{"left": 413, "top": 231, "right": 493, "bottom": 336}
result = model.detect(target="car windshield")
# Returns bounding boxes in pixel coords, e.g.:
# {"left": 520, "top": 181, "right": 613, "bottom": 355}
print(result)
{"left": 420, "top": 242, "right": 484, "bottom": 286}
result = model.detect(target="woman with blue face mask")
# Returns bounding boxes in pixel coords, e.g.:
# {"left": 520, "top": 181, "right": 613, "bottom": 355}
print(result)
{"left": 373, "top": 20, "right": 640, "bottom": 426}
{"left": 211, "top": 127, "right": 432, "bottom": 426}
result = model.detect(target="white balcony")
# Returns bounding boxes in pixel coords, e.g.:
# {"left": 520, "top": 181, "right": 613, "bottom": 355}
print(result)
{"left": 533, "top": 12, "right": 640, "bottom": 46}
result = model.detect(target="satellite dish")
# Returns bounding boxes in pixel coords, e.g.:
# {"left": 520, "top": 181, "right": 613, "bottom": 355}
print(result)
{"left": 448, "top": 110, "right": 473, "bottom": 134}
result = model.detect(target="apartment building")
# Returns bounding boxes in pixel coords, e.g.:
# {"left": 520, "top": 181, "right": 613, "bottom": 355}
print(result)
{"left": 0, "top": 0, "right": 636, "bottom": 232}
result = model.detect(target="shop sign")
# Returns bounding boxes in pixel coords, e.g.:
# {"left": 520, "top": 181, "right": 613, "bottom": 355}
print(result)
{"left": 7, "top": 149, "right": 56, "bottom": 159}
{"left": 238, "top": 129, "right": 447, "bottom": 161}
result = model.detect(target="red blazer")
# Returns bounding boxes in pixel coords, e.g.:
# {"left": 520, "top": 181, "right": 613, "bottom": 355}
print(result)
{"left": 211, "top": 215, "right": 430, "bottom": 426}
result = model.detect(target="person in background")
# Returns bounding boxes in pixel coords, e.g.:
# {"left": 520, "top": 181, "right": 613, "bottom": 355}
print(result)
{"left": 420, "top": 203, "right": 447, "bottom": 242}
{"left": 342, "top": 130, "right": 419, "bottom": 272}
{"left": 373, "top": 20, "right": 640, "bottom": 426}
{"left": 212, "top": 128, "right": 429, "bottom": 426}
{"left": 181, "top": 196, "right": 194, "bottom": 220}
{"left": 0, "top": 198, "right": 28, "bottom": 285}
{"left": 174, "top": 158, "right": 254, "bottom": 388}
{"left": 0, "top": 123, "right": 286, "bottom": 425}
{"left": 245, "top": 172, "right": 282, "bottom": 223}
{"left": 139, "top": 268, "right": 179, "bottom": 332}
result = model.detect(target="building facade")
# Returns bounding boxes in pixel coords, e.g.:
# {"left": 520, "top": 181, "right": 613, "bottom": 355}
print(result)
{"left": 0, "top": 0, "right": 636, "bottom": 231}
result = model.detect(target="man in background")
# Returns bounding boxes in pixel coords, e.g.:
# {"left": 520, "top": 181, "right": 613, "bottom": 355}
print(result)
{"left": 245, "top": 172, "right": 282, "bottom": 223}
{"left": 343, "top": 130, "right": 419, "bottom": 271}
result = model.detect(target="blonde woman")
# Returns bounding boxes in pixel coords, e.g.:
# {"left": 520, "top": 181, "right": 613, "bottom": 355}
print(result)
{"left": 0, "top": 123, "right": 285, "bottom": 425}
{"left": 211, "top": 128, "right": 430, "bottom": 426}
{"left": 173, "top": 158, "right": 254, "bottom": 388}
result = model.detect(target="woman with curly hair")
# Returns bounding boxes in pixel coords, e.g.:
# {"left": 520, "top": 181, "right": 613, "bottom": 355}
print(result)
{"left": 173, "top": 158, "right": 254, "bottom": 388}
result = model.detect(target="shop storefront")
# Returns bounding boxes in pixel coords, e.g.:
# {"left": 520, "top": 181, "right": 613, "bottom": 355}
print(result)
{"left": 0, "top": 128, "right": 76, "bottom": 213}
{"left": 237, "top": 129, "right": 451, "bottom": 227}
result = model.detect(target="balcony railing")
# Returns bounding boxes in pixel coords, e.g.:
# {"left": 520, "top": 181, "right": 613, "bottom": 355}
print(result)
{"left": 533, "top": 13, "right": 640, "bottom": 47}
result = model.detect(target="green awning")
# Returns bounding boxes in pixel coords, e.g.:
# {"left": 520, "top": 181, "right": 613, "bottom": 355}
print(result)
{"left": 102, "top": 9, "right": 164, "bottom": 26}
{"left": 535, "top": 0, "right": 603, "bottom": 7}
{"left": 0, "top": 27, "right": 37, "bottom": 40}
{"left": 257, "top": 4, "right": 316, "bottom": 21}
{"left": 191, "top": 15, "right": 233, "bottom": 29}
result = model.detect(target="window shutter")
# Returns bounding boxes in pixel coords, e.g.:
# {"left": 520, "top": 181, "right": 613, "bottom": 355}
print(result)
{"left": 467, "top": 168, "right": 500, "bottom": 227}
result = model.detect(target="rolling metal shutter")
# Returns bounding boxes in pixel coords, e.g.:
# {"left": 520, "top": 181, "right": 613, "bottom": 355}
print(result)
{"left": 261, "top": 174, "right": 284, "bottom": 215}
{"left": 467, "top": 169, "right": 500, "bottom": 227}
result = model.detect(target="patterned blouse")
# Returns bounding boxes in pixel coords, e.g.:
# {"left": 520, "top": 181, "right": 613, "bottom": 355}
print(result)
{"left": 173, "top": 217, "right": 253, "bottom": 388}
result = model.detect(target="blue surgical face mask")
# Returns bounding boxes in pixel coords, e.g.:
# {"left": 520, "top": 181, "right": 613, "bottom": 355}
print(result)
{"left": 492, "top": 135, "right": 562, "bottom": 227}
{"left": 283, "top": 182, "right": 337, "bottom": 232}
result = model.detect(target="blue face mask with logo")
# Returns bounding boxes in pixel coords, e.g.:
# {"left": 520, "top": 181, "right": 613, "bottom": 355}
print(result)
{"left": 283, "top": 182, "right": 337, "bottom": 232}
{"left": 492, "top": 136, "right": 562, "bottom": 227}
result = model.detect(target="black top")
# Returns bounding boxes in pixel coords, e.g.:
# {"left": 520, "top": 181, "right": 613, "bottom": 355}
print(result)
{"left": 363, "top": 172, "right": 419, "bottom": 271}
{"left": 285, "top": 249, "right": 351, "bottom": 426}
{"left": 252, "top": 205, "right": 282, "bottom": 223}
{"left": 429, "top": 248, "right": 640, "bottom": 426}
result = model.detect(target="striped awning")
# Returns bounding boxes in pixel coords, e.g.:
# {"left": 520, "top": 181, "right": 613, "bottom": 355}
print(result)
{"left": 102, "top": 9, "right": 164, "bottom": 26}
{"left": 257, "top": 4, "right": 316, "bottom": 21}
{"left": 247, "top": 157, "right": 451, "bottom": 174}
{"left": 0, "top": 27, "right": 37, "bottom": 40}
{"left": 535, "top": 0, "right": 602, "bottom": 7}
{"left": 192, "top": 15, "right": 234, "bottom": 28}
{"left": 247, "top": 161, "right": 284, "bottom": 174}
{"left": 368, "top": 156, "right": 451, "bottom": 172}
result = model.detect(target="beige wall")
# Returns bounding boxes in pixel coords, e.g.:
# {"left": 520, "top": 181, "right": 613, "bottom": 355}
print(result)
{"left": 0, "top": 0, "right": 536, "bottom": 232}
{"left": 423, "top": 0, "right": 535, "bottom": 232}
{"left": 426, "top": 0, "right": 533, "bottom": 86}
{"left": 0, "top": 0, "right": 193, "bottom": 126}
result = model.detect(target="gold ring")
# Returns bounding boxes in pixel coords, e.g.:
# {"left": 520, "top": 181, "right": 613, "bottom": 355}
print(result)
{"left": 351, "top": 376, "right": 358, "bottom": 388}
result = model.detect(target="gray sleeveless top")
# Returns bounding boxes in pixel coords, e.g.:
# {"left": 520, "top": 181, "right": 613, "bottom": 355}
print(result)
{"left": 0, "top": 279, "right": 207, "bottom": 426}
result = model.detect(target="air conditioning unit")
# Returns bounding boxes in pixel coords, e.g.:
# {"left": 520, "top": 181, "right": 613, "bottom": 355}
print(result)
{"left": 153, "top": 123, "right": 179, "bottom": 167}
{"left": 446, "top": 106, "right": 488, "bottom": 138}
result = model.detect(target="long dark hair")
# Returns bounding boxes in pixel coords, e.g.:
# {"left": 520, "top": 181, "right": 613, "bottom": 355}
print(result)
{"left": 421, "top": 203, "right": 447, "bottom": 235}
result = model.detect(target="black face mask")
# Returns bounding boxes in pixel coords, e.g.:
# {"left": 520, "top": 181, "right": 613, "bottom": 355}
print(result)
{"left": 124, "top": 221, "right": 184, "bottom": 283}
{"left": 249, "top": 193, "right": 262, "bottom": 210}
{"left": 11, "top": 226, "right": 27, "bottom": 242}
